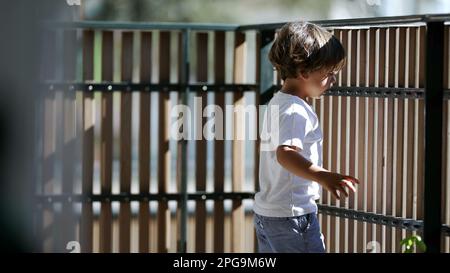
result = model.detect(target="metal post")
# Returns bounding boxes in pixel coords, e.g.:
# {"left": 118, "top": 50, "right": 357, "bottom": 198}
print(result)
{"left": 424, "top": 20, "right": 444, "bottom": 253}
{"left": 259, "top": 29, "right": 275, "bottom": 104}
{"left": 177, "top": 28, "right": 190, "bottom": 253}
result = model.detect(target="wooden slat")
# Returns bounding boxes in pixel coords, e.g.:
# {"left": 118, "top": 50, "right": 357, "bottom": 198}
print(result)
{"left": 175, "top": 31, "right": 183, "bottom": 253}
{"left": 416, "top": 26, "right": 426, "bottom": 223}
{"left": 405, "top": 27, "right": 416, "bottom": 244}
{"left": 365, "top": 28, "right": 376, "bottom": 252}
{"left": 327, "top": 29, "right": 336, "bottom": 254}
{"left": 323, "top": 91, "right": 331, "bottom": 252}
{"left": 138, "top": 31, "right": 152, "bottom": 253}
{"left": 253, "top": 31, "right": 261, "bottom": 253}
{"left": 338, "top": 29, "right": 347, "bottom": 253}
{"left": 99, "top": 30, "right": 113, "bottom": 253}
{"left": 386, "top": 27, "right": 397, "bottom": 252}
{"left": 372, "top": 28, "right": 384, "bottom": 251}
{"left": 213, "top": 30, "right": 226, "bottom": 253}
{"left": 330, "top": 39, "right": 339, "bottom": 249}
{"left": 399, "top": 27, "right": 408, "bottom": 249}
{"left": 119, "top": 31, "right": 133, "bottom": 253}
{"left": 348, "top": 28, "right": 358, "bottom": 253}
{"left": 158, "top": 31, "right": 171, "bottom": 253}
{"left": 379, "top": 27, "right": 388, "bottom": 253}
{"left": 81, "top": 29, "right": 94, "bottom": 253}
{"left": 322, "top": 28, "right": 333, "bottom": 254}
{"left": 356, "top": 28, "right": 367, "bottom": 253}
{"left": 195, "top": 32, "right": 208, "bottom": 252}
{"left": 231, "top": 31, "right": 246, "bottom": 252}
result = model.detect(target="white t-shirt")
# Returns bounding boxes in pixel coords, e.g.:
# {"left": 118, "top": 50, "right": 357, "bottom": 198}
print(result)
{"left": 253, "top": 91, "right": 323, "bottom": 217}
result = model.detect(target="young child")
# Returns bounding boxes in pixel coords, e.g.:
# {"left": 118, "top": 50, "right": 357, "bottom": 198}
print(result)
{"left": 253, "top": 21, "right": 360, "bottom": 253}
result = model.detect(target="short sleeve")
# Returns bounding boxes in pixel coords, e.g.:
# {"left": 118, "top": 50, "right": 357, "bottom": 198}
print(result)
{"left": 278, "top": 107, "right": 310, "bottom": 151}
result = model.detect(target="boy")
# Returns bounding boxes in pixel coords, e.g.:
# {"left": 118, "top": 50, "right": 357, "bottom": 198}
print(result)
{"left": 253, "top": 21, "right": 360, "bottom": 253}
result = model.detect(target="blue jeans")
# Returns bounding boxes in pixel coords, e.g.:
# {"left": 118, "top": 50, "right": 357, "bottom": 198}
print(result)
{"left": 253, "top": 212, "right": 326, "bottom": 253}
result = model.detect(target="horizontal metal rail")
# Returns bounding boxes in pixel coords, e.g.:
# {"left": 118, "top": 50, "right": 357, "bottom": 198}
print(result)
{"left": 42, "top": 82, "right": 450, "bottom": 99}
{"left": 45, "top": 13, "right": 450, "bottom": 31}
{"left": 42, "top": 82, "right": 259, "bottom": 92}
{"left": 33, "top": 193, "right": 450, "bottom": 236}
{"left": 239, "top": 14, "right": 450, "bottom": 30}
{"left": 45, "top": 21, "right": 239, "bottom": 31}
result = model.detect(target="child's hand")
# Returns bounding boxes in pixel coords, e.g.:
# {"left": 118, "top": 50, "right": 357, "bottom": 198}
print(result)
{"left": 316, "top": 171, "right": 360, "bottom": 200}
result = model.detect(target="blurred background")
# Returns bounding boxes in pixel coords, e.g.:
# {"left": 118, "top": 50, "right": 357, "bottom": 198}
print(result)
{"left": 81, "top": 0, "right": 450, "bottom": 23}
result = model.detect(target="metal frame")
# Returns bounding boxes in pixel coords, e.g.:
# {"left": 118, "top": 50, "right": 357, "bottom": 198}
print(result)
{"left": 37, "top": 13, "right": 450, "bottom": 253}
{"left": 424, "top": 21, "right": 445, "bottom": 253}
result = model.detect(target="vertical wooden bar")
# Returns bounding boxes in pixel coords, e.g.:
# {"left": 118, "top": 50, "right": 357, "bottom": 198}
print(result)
{"left": 372, "top": 28, "right": 384, "bottom": 251}
{"left": 158, "top": 31, "right": 171, "bottom": 253}
{"left": 328, "top": 29, "right": 341, "bottom": 253}
{"left": 417, "top": 26, "right": 426, "bottom": 223}
{"left": 81, "top": 29, "right": 94, "bottom": 253}
{"left": 356, "top": 29, "right": 367, "bottom": 253}
{"left": 387, "top": 27, "right": 397, "bottom": 252}
{"left": 253, "top": 31, "right": 261, "bottom": 253}
{"left": 322, "top": 90, "right": 331, "bottom": 252}
{"left": 231, "top": 31, "right": 246, "bottom": 252}
{"left": 119, "top": 31, "right": 133, "bottom": 253}
{"left": 99, "top": 30, "right": 113, "bottom": 253}
{"left": 382, "top": 27, "right": 395, "bottom": 253}
{"left": 320, "top": 29, "right": 333, "bottom": 253}
{"left": 365, "top": 28, "right": 376, "bottom": 252}
{"left": 394, "top": 27, "right": 406, "bottom": 252}
{"left": 346, "top": 29, "right": 357, "bottom": 253}
{"left": 339, "top": 29, "right": 347, "bottom": 253}
{"left": 405, "top": 27, "right": 416, "bottom": 243}
{"left": 213, "top": 30, "right": 226, "bottom": 253}
{"left": 195, "top": 32, "right": 208, "bottom": 252}
{"left": 139, "top": 31, "right": 152, "bottom": 253}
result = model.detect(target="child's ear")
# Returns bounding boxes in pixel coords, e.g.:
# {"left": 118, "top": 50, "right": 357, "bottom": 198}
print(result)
{"left": 297, "top": 71, "right": 309, "bottom": 80}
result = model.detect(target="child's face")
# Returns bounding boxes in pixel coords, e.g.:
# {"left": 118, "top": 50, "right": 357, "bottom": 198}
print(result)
{"left": 300, "top": 69, "right": 337, "bottom": 98}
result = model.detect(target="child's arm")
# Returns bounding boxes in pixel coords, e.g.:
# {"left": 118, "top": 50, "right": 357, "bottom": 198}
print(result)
{"left": 276, "top": 145, "right": 360, "bottom": 199}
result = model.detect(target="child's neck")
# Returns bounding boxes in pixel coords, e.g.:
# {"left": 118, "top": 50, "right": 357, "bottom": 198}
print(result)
{"left": 280, "top": 79, "right": 308, "bottom": 102}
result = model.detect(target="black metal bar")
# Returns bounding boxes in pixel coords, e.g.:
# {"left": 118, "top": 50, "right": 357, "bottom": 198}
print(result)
{"left": 178, "top": 28, "right": 189, "bottom": 253}
{"left": 45, "top": 21, "right": 239, "bottom": 31}
{"left": 35, "top": 192, "right": 438, "bottom": 233}
{"left": 43, "top": 82, "right": 259, "bottom": 92}
{"left": 43, "top": 82, "right": 450, "bottom": 99}
{"left": 324, "top": 87, "right": 424, "bottom": 98}
{"left": 45, "top": 14, "right": 450, "bottom": 32}
{"left": 34, "top": 192, "right": 256, "bottom": 203}
{"left": 259, "top": 29, "right": 275, "bottom": 104}
{"left": 263, "top": 85, "right": 429, "bottom": 102}
{"left": 424, "top": 21, "right": 444, "bottom": 253}
{"left": 317, "top": 205, "right": 423, "bottom": 232}
{"left": 239, "top": 13, "right": 450, "bottom": 31}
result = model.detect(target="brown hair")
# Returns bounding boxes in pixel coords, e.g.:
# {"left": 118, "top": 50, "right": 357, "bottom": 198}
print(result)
{"left": 268, "top": 21, "right": 346, "bottom": 81}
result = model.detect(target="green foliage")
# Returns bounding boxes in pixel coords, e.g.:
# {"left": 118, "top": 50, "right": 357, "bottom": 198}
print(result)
{"left": 400, "top": 235, "right": 427, "bottom": 253}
